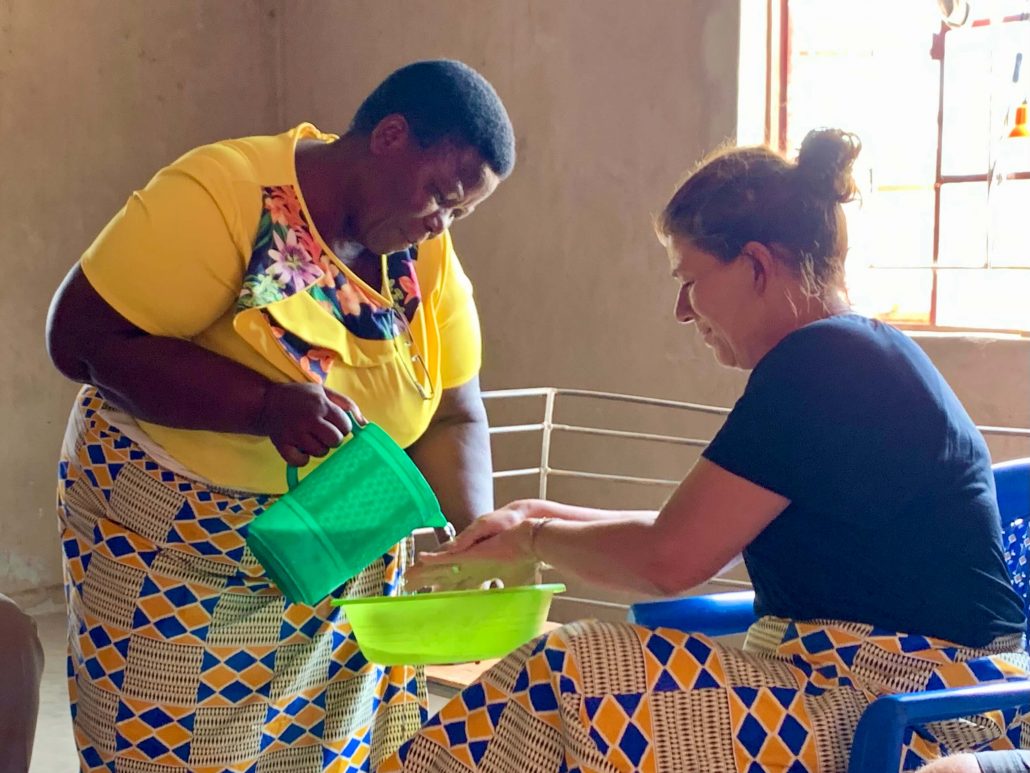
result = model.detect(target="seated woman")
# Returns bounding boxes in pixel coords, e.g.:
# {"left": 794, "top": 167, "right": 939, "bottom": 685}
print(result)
{"left": 379, "top": 129, "right": 1030, "bottom": 772}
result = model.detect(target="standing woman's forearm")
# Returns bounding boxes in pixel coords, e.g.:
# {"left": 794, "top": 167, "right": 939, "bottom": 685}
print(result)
{"left": 407, "top": 377, "right": 494, "bottom": 532}
{"left": 46, "top": 264, "right": 365, "bottom": 468}
{"left": 47, "top": 265, "right": 272, "bottom": 434}
{"left": 83, "top": 334, "right": 274, "bottom": 434}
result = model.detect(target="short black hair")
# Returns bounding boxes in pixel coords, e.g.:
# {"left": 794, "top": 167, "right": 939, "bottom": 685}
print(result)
{"left": 350, "top": 59, "right": 516, "bottom": 177}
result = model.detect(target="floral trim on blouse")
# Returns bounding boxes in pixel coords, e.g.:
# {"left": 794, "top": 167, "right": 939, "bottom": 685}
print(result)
{"left": 236, "top": 185, "right": 423, "bottom": 383}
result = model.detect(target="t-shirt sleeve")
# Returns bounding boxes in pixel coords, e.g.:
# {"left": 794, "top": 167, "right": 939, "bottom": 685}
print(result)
{"left": 433, "top": 231, "right": 483, "bottom": 389}
{"left": 80, "top": 148, "right": 253, "bottom": 339}
{"left": 701, "top": 327, "right": 873, "bottom": 501}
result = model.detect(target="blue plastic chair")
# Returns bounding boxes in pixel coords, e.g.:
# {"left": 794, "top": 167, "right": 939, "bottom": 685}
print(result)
{"left": 628, "top": 458, "right": 1030, "bottom": 773}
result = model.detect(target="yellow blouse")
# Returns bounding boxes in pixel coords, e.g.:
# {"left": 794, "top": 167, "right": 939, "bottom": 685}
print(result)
{"left": 80, "top": 124, "right": 482, "bottom": 493}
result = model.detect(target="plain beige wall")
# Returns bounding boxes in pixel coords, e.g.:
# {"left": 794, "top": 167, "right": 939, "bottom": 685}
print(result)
{"left": 3, "top": 0, "right": 1028, "bottom": 598}
{"left": 0, "top": 0, "right": 281, "bottom": 596}
{"left": 276, "top": 0, "right": 748, "bottom": 406}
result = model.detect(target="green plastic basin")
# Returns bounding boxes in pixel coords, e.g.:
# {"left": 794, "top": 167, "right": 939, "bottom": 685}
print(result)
{"left": 332, "top": 583, "right": 566, "bottom": 665}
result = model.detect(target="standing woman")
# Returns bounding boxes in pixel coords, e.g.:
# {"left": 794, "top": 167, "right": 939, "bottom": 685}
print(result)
{"left": 46, "top": 60, "right": 513, "bottom": 772}
{"left": 382, "top": 130, "right": 1029, "bottom": 772}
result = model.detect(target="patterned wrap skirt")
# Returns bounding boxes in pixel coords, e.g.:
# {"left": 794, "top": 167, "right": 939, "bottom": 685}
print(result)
{"left": 380, "top": 616, "right": 1030, "bottom": 773}
{"left": 59, "top": 387, "right": 425, "bottom": 772}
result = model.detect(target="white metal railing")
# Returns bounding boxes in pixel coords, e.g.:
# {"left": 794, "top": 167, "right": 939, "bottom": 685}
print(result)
{"left": 483, "top": 387, "right": 729, "bottom": 500}
{"left": 480, "top": 387, "right": 1030, "bottom": 612}
{"left": 482, "top": 388, "right": 735, "bottom": 610}
{"left": 980, "top": 426, "right": 1030, "bottom": 438}
{"left": 483, "top": 387, "right": 1030, "bottom": 498}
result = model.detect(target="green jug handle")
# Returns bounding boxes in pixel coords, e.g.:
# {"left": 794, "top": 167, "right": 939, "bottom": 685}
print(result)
{"left": 285, "top": 411, "right": 362, "bottom": 491}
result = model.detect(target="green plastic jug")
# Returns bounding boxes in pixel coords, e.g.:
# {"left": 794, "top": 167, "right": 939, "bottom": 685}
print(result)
{"left": 246, "top": 419, "right": 447, "bottom": 604}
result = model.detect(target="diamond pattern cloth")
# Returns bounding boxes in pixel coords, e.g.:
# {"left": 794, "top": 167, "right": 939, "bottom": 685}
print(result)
{"left": 381, "top": 617, "right": 1030, "bottom": 773}
{"left": 59, "top": 387, "right": 424, "bottom": 771}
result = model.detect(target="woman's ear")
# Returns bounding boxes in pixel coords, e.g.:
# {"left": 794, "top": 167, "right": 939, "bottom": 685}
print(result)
{"left": 369, "top": 114, "right": 411, "bottom": 155}
{"left": 741, "top": 241, "right": 776, "bottom": 294}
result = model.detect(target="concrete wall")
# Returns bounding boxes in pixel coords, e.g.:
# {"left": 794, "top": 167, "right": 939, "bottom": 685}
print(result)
{"left": 276, "top": 0, "right": 746, "bottom": 407}
{"left": 4, "top": 0, "right": 1028, "bottom": 599}
{"left": 0, "top": 0, "right": 281, "bottom": 597}
{"left": 915, "top": 335, "right": 1030, "bottom": 462}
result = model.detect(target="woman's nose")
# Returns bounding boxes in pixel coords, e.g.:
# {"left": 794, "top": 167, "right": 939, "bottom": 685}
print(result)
{"left": 674, "top": 286, "right": 695, "bottom": 324}
{"left": 425, "top": 209, "right": 453, "bottom": 237}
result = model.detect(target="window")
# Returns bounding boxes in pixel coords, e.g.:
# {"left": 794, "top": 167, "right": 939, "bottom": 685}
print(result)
{"left": 766, "top": 0, "right": 1030, "bottom": 333}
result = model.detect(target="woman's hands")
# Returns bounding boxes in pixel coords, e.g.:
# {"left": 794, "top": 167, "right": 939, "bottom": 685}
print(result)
{"left": 405, "top": 501, "right": 545, "bottom": 590}
{"left": 256, "top": 382, "right": 366, "bottom": 467}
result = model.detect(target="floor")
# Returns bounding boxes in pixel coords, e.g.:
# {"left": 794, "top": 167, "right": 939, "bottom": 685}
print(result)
{"left": 30, "top": 611, "right": 455, "bottom": 772}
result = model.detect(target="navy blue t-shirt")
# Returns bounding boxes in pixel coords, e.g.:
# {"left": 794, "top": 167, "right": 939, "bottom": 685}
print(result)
{"left": 702, "top": 314, "right": 1024, "bottom": 647}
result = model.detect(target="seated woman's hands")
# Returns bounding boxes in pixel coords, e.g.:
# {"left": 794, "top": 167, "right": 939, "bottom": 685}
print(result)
{"left": 405, "top": 501, "right": 544, "bottom": 591}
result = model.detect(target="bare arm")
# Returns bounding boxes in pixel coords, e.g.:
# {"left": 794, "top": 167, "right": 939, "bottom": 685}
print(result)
{"left": 503, "top": 500, "right": 655, "bottom": 523}
{"left": 406, "top": 376, "right": 494, "bottom": 533}
{"left": 46, "top": 265, "right": 359, "bottom": 466}
{"left": 47, "top": 264, "right": 270, "bottom": 430}
{"left": 532, "top": 460, "right": 785, "bottom": 593}
{"left": 408, "top": 457, "right": 788, "bottom": 596}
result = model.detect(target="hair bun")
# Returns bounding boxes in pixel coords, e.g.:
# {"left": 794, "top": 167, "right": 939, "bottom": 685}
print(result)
{"left": 795, "top": 128, "right": 861, "bottom": 204}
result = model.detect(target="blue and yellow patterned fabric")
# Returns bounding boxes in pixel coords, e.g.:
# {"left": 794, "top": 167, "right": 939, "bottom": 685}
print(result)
{"left": 61, "top": 388, "right": 424, "bottom": 772}
{"left": 381, "top": 617, "right": 1030, "bottom": 773}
